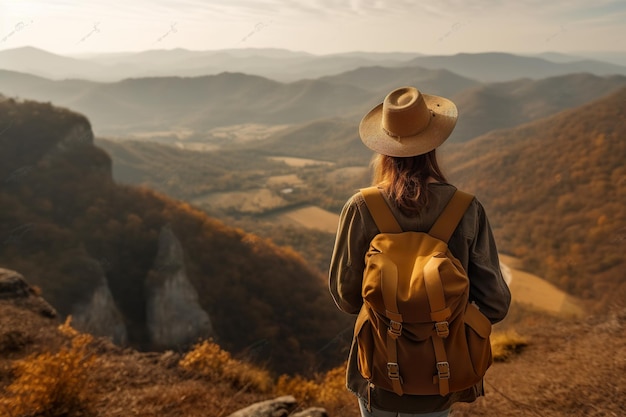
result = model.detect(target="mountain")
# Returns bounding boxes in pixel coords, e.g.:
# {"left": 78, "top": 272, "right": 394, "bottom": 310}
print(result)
{"left": 528, "top": 52, "right": 584, "bottom": 63}
{"left": 4, "top": 65, "right": 625, "bottom": 145}
{"left": 319, "top": 65, "right": 480, "bottom": 98}
{"left": 0, "top": 97, "right": 352, "bottom": 375}
{"left": 576, "top": 50, "right": 626, "bottom": 67}
{"left": 0, "top": 46, "right": 421, "bottom": 82}
{"left": 406, "top": 52, "right": 626, "bottom": 82}
{"left": 0, "top": 46, "right": 110, "bottom": 80}
{"left": 0, "top": 70, "right": 374, "bottom": 136}
{"left": 246, "top": 117, "right": 370, "bottom": 162}
{"left": 449, "top": 73, "right": 626, "bottom": 142}
{"left": 10, "top": 47, "right": 626, "bottom": 85}
{"left": 444, "top": 87, "right": 626, "bottom": 306}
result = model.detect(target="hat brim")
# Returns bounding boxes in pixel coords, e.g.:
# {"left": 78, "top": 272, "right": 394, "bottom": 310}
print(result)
{"left": 359, "top": 93, "right": 458, "bottom": 157}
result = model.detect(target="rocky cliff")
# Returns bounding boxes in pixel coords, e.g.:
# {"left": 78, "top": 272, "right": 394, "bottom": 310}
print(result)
{"left": 70, "top": 258, "right": 128, "bottom": 346}
{"left": 145, "top": 224, "right": 214, "bottom": 349}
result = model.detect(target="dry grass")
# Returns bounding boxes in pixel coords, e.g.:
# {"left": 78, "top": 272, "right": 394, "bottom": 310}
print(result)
{"left": 191, "top": 188, "right": 289, "bottom": 213}
{"left": 267, "top": 156, "right": 334, "bottom": 168}
{"left": 500, "top": 254, "right": 586, "bottom": 318}
{"left": 179, "top": 340, "right": 273, "bottom": 394}
{"left": 275, "top": 364, "right": 356, "bottom": 415}
{"left": 279, "top": 205, "right": 340, "bottom": 234}
{"left": 0, "top": 317, "right": 96, "bottom": 417}
{"left": 491, "top": 331, "right": 529, "bottom": 362}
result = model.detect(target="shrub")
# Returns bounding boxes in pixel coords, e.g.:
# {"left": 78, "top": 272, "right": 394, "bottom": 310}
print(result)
{"left": 491, "top": 331, "right": 529, "bottom": 362}
{"left": 179, "top": 340, "right": 273, "bottom": 393}
{"left": 0, "top": 317, "right": 96, "bottom": 417}
{"left": 275, "top": 363, "right": 352, "bottom": 410}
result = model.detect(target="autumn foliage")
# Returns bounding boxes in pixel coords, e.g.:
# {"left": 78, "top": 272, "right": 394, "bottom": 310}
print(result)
{"left": 446, "top": 87, "right": 626, "bottom": 307}
{"left": 179, "top": 340, "right": 273, "bottom": 393}
{"left": 0, "top": 317, "right": 95, "bottom": 417}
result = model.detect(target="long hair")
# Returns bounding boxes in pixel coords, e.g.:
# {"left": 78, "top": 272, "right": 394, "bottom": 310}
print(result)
{"left": 371, "top": 150, "right": 447, "bottom": 214}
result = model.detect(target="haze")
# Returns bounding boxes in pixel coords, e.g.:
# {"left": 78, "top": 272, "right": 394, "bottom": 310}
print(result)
{"left": 1, "top": 0, "right": 625, "bottom": 58}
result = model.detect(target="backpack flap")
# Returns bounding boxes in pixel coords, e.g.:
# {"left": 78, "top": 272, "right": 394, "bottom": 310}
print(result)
{"left": 363, "top": 233, "right": 468, "bottom": 323}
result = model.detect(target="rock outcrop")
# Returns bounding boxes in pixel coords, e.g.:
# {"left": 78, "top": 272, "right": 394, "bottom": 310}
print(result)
{"left": 70, "top": 258, "right": 127, "bottom": 345}
{"left": 226, "top": 396, "right": 297, "bottom": 417}
{"left": 145, "top": 224, "right": 213, "bottom": 349}
{"left": 226, "top": 396, "right": 328, "bottom": 417}
{"left": 0, "top": 267, "right": 56, "bottom": 318}
{"left": 40, "top": 123, "right": 93, "bottom": 163}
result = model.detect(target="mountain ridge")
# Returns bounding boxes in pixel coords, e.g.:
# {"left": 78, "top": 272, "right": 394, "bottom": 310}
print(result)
{"left": 3, "top": 46, "right": 626, "bottom": 83}
{"left": 406, "top": 52, "right": 626, "bottom": 82}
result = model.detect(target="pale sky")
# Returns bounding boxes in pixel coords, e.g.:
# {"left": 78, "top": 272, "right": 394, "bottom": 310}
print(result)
{"left": 1, "top": 0, "right": 625, "bottom": 56}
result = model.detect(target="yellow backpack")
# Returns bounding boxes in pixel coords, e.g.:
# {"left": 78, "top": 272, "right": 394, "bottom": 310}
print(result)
{"left": 355, "top": 186, "right": 493, "bottom": 396}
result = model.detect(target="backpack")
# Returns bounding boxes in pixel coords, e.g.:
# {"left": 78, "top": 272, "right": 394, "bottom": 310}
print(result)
{"left": 354, "top": 186, "right": 493, "bottom": 397}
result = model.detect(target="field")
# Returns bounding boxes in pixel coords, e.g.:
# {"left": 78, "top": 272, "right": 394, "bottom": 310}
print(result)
{"left": 191, "top": 188, "right": 290, "bottom": 214}
{"left": 500, "top": 255, "right": 585, "bottom": 318}
{"left": 275, "top": 206, "right": 340, "bottom": 234}
{"left": 209, "top": 124, "right": 291, "bottom": 144}
{"left": 268, "top": 156, "right": 335, "bottom": 167}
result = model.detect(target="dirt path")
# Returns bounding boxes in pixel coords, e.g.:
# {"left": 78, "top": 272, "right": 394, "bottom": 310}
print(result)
{"left": 453, "top": 308, "right": 626, "bottom": 417}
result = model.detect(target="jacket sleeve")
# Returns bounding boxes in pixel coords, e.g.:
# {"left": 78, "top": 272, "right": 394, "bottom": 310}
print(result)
{"left": 329, "top": 195, "right": 370, "bottom": 315}
{"left": 467, "top": 201, "right": 512, "bottom": 324}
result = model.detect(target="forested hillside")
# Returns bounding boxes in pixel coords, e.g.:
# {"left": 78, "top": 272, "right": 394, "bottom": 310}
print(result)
{"left": 446, "top": 87, "right": 626, "bottom": 306}
{"left": 450, "top": 73, "right": 626, "bottom": 142}
{"left": 0, "top": 97, "right": 352, "bottom": 375}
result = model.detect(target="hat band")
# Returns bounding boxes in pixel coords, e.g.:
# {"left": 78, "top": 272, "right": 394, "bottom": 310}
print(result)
{"left": 382, "top": 127, "right": 404, "bottom": 139}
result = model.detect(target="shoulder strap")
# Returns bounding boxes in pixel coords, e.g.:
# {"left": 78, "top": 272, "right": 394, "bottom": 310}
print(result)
{"left": 360, "top": 187, "right": 403, "bottom": 233}
{"left": 428, "top": 190, "right": 474, "bottom": 243}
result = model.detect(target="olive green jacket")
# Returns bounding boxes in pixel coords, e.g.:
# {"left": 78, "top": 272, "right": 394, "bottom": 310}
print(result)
{"left": 329, "top": 183, "right": 511, "bottom": 413}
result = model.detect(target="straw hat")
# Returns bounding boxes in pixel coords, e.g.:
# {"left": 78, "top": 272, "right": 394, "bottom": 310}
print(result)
{"left": 359, "top": 86, "right": 458, "bottom": 157}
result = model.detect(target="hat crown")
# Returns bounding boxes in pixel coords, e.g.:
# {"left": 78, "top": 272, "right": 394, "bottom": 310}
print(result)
{"left": 381, "top": 87, "right": 431, "bottom": 139}
{"left": 358, "top": 85, "right": 457, "bottom": 157}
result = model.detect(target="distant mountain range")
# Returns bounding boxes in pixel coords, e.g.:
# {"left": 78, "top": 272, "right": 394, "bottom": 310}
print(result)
{"left": 0, "top": 46, "right": 422, "bottom": 82}
{"left": 0, "top": 69, "right": 376, "bottom": 136}
{"left": 2, "top": 46, "right": 626, "bottom": 83}
{"left": 449, "top": 73, "right": 626, "bottom": 142}
{"left": 2, "top": 65, "right": 624, "bottom": 141}
{"left": 405, "top": 52, "right": 626, "bottom": 82}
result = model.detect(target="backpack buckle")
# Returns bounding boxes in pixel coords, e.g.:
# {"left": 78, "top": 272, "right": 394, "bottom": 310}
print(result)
{"left": 437, "top": 361, "right": 450, "bottom": 380}
{"left": 435, "top": 321, "right": 449, "bottom": 338}
{"left": 387, "top": 362, "right": 400, "bottom": 380}
{"left": 388, "top": 320, "right": 402, "bottom": 338}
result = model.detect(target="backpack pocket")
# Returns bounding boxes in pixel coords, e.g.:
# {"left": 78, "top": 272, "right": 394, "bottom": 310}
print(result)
{"left": 464, "top": 303, "right": 493, "bottom": 377}
{"left": 354, "top": 306, "right": 374, "bottom": 380}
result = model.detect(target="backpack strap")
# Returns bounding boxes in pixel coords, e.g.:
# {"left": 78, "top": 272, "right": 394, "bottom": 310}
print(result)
{"left": 360, "top": 187, "right": 403, "bottom": 234}
{"left": 428, "top": 190, "right": 474, "bottom": 243}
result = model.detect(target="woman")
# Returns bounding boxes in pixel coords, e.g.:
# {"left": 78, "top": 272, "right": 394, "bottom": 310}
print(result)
{"left": 329, "top": 86, "right": 511, "bottom": 417}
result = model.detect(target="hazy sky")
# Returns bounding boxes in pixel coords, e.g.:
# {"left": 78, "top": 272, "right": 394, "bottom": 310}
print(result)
{"left": 1, "top": 0, "right": 625, "bottom": 56}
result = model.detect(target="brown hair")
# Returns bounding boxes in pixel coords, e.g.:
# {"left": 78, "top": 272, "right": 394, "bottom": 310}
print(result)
{"left": 371, "top": 150, "right": 447, "bottom": 214}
